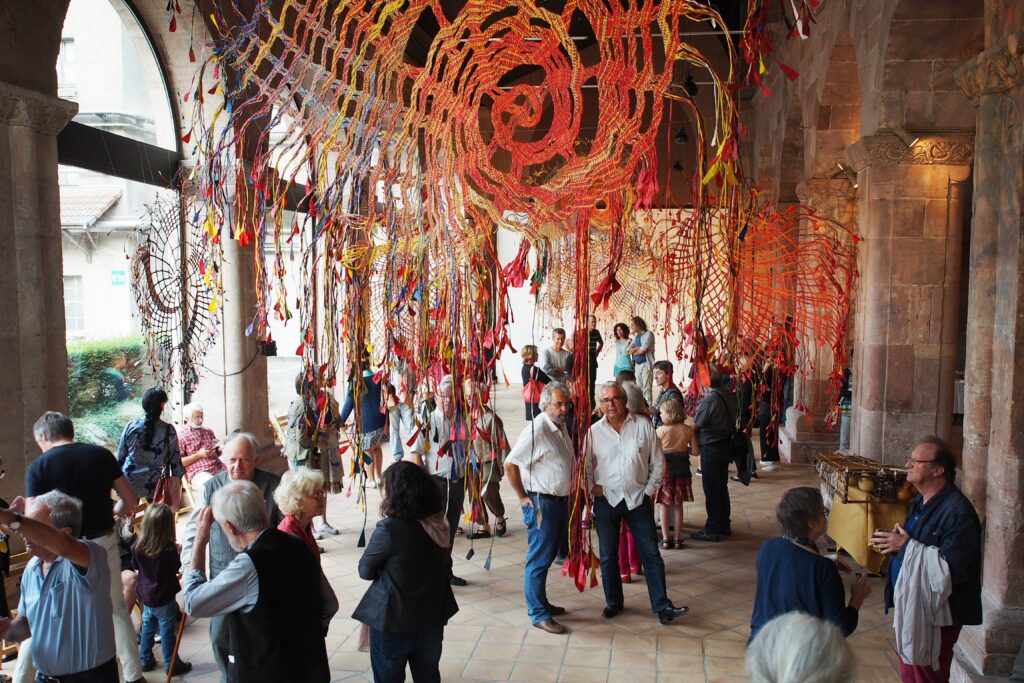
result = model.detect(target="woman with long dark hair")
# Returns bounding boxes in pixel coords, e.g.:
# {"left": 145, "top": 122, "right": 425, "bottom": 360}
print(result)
{"left": 117, "top": 388, "right": 185, "bottom": 511}
{"left": 353, "top": 461, "right": 459, "bottom": 683}
{"left": 612, "top": 323, "right": 634, "bottom": 377}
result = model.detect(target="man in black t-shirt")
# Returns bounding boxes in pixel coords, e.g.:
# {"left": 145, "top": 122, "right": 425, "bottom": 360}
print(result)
{"left": 25, "top": 411, "right": 145, "bottom": 683}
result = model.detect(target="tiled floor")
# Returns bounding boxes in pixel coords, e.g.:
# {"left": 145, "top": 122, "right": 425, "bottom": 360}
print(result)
{"left": 23, "top": 387, "right": 902, "bottom": 682}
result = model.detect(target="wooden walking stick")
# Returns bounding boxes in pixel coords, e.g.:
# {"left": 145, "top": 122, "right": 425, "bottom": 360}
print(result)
{"left": 166, "top": 607, "right": 187, "bottom": 683}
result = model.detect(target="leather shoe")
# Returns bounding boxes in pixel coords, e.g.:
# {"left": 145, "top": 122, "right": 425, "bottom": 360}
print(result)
{"left": 658, "top": 605, "right": 689, "bottom": 625}
{"left": 450, "top": 575, "right": 468, "bottom": 586}
{"left": 720, "top": 528, "right": 733, "bottom": 537}
{"left": 546, "top": 604, "right": 566, "bottom": 616}
{"left": 533, "top": 618, "right": 567, "bottom": 634}
{"left": 602, "top": 604, "right": 623, "bottom": 619}
{"left": 690, "top": 529, "right": 721, "bottom": 542}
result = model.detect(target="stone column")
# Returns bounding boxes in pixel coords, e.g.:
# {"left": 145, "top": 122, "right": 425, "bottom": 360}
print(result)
{"left": 192, "top": 233, "right": 271, "bottom": 445}
{"left": 0, "top": 82, "right": 77, "bottom": 501}
{"left": 778, "top": 179, "right": 857, "bottom": 462}
{"left": 950, "top": 29, "right": 1024, "bottom": 682}
{"left": 843, "top": 134, "right": 972, "bottom": 465}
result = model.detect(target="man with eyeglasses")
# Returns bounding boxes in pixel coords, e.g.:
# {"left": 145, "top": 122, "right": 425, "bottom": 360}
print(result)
{"left": 585, "top": 381, "right": 689, "bottom": 625}
{"left": 871, "top": 436, "right": 981, "bottom": 683}
{"left": 504, "top": 382, "right": 575, "bottom": 634}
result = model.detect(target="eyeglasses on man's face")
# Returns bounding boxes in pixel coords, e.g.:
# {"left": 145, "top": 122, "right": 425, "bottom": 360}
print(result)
{"left": 599, "top": 395, "right": 626, "bottom": 405}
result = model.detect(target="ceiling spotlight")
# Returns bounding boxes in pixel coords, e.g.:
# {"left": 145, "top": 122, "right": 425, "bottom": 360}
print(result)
{"left": 683, "top": 73, "right": 698, "bottom": 97}
{"left": 673, "top": 126, "right": 688, "bottom": 144}
{"left": 894, "top": 126, "right": 920, "bottom": 148}
{"left": 842, "top": 165, "right": 859, "bottom": 190}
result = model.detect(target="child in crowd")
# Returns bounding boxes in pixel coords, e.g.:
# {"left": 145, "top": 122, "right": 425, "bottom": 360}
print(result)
{"left": 131, "top": 503, "right": 192, "bottom": 677}
{"left": 654, "top": 399, "right": 698, "bottom": 549}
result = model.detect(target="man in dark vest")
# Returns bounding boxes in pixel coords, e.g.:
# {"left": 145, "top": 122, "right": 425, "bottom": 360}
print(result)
{"left": 180, "top": 432, "right": 283, "bottom": 682}
{"left": 182, "top": 480, "right": 336, "bottom": 682}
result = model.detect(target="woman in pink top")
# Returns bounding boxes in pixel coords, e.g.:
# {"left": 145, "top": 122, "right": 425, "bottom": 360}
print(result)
{"left": 273, "top": 468, "right": 327, "bottom": 560}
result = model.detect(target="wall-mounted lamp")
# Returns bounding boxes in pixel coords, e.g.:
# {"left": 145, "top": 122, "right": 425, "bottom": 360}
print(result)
{"left": 830, "top": 162, "right": 858, "bottom": 189}
{"left": 894, "top": 126, "right": 920, "bottom": 148}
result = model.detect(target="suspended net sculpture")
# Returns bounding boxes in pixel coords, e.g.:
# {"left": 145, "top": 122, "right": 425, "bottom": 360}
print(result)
{"left": 174, "top": 0, "right": 851, "bottom": 589}
{"left": 131, "top": 195, "right": 219, "bottom": 400}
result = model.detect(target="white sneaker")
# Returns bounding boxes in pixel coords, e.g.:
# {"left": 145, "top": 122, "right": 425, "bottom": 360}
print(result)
{"left": 366, "top": 480, "right": 378, "bottom": 489}
{"left": 316, "top": 524, "right": 340, "bottom": 536}
{"left": 760, "top": 461, "right": 780, "bottom": 471}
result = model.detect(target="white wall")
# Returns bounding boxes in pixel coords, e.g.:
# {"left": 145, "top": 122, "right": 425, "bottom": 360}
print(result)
{"left": 62, "top": 233, "right": 141, "bottom": 340}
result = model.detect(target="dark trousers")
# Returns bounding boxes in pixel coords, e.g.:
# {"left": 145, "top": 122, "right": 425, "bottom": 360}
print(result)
{"left": 36, "top": 657, "right": 118, "bottom": 683}
{"left": 481, "top": 481, "right": 505, "bottom": 518}
{"left": 699, "top": 443, "right": 732, "bottom": 534}
{"left": 369, "top": 625, "right": 444, "bottom": 683}
{"left": 434, "top": 476, "right": 464, "bottom": 570}
{"left": 757, "top": 404, "right": 779, "bottom": 462}
{"left": 592, "top": 496, "right": 672, "bottom": 613}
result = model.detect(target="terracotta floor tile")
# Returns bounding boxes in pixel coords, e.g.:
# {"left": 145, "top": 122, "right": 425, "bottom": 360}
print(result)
{"left": 559, "top": 666, "right": 611, "bottom": 683}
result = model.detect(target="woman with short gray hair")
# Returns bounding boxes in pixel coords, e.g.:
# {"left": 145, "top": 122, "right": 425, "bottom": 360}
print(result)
{"left": 746, "top": 612, "right": 856, "bottom": 683}
{"left": 749, "top": 487, "right": 871, "bottom": 642}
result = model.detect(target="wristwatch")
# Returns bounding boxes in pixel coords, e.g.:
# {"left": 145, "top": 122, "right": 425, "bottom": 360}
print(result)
{"left": 7, "top": 513, "right": 21, "bottom": 531}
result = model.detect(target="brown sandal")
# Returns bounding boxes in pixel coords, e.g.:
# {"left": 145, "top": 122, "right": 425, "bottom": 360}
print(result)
{"left": 495, "top": 518, "right": 507, "bottom": 537}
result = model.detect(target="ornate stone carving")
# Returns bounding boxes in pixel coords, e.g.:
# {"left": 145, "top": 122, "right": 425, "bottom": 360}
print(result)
{"left": 795, "top": 179, "right": 858, "bottom": 228}
{"left": 0, "top": 82, "right": 78, "bottom": 136}
{"left": 956, "top": 31, "right": 1024, "bottom": 103}
{"left": 847, "top": 135, "right": 975, "bottom": 169}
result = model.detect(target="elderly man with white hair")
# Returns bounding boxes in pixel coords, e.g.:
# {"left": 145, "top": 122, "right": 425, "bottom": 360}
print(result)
{"left": 180, "top": 432, "right": 282, "bottom": 683}
{"left": 408, "top": 375, "right": 470, "bottom": 586}
{"left": 176, "top": 402, "right": 223, "bottom": 492}
{"left": 0, "top": 492, "right": 120, "bottom": 682}
{"left": 183, "top": 480, "right": 336, "bottom": 683}
{"left": 504, "top": 381, "right": 574, "bottom": 634}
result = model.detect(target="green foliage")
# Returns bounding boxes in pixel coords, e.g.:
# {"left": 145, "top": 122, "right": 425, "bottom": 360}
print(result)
{"left": 67, "top": 336, "right": 147, "bottom": 417}
{"left": 74, "top": 400, "right": 139, "bottom": 449}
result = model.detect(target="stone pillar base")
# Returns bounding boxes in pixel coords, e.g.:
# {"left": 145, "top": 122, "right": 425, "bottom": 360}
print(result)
{"left": 779, "top": 407, "right": 840, "bottom": 463}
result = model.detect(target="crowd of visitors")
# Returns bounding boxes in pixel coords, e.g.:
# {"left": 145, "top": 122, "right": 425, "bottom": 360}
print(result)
{"left": 0, "top": 318, "right": 983, "bottom": 683}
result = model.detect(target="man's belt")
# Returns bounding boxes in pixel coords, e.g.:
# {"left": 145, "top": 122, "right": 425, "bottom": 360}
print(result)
{"left": 38, "top": 657, "right": 117, "bottom": 683}
{"left": 634, "top": 357, "right": 647, "bottom": 364}
{"left": 527, "top": 491, "right": 568, "bottom": 502}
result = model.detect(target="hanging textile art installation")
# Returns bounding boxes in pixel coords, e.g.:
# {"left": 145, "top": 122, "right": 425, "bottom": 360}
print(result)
{"left": 170, "top": 0, "right": 850, "bottom": 589}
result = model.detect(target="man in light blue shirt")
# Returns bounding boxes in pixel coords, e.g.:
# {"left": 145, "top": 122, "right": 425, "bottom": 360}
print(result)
{"left": 0, "top": 491, "right": 119, "bottom": 682}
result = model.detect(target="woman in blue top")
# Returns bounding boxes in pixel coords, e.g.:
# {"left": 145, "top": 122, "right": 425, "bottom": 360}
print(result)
{"left": 749, "top": 487, "right": 872, "bottom": 642}
{"left": 611, "top": 323, "right": 633, "bottom": 377}
{"left": 117, "top": 387, "right": 185, "bottom": 511}
{"left": 341, "top": 368, "right": 388, "bottom": 488}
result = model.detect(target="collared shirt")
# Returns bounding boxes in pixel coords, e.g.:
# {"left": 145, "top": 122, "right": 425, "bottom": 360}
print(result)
{"left": 540, "top": 347, "right": 570, "bottom": 377}
{"left": 20, "top": 541, "right": 115, "bottom": 676}
{"left": 182, "top": 529, "right": 337, "bottom": 629}
{"left": 413, "top": 408, "right": 466, "bottom": 481}
{"left": 585, "top": 412, "right": 664, "bottom": 510}
{"left": 176, "top": 424, "right": 223, "bottom": 480}
{"left": 632, "top": 331, "right": 655, "bottom": 363}
{"left": 504, "top": 412, "right": 574, "bottom": 497}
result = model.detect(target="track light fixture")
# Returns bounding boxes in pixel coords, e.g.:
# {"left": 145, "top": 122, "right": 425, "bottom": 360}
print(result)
{"left": 894, "top": 126, "right": 920, "bottom": 149}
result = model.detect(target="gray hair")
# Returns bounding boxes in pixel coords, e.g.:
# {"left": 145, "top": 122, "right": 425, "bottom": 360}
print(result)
{"left": 539, "top": 382, "right": 570, "bottom": 409}
{"left": 746, "top": 612, "right": 855, "bottom": 683}
{"left": 183, "top": 402, "right": 203, "bottom": 417}
{"left": 34, "top": 490, "right": 83, "bottom": 538}
{"left": 222, "top": 431, "right": 257, "bottom": 455}
{"left": 33, "top": 411, "right": 74, "bottom": 443}
{"left": 211, "top": 480, "right": 269, "bottom": 533}
{"left": 438, "top": 374, "right": 455, "bottom": 394}
{"left": 273, "top": 468, "right": 324, "bottom": 516}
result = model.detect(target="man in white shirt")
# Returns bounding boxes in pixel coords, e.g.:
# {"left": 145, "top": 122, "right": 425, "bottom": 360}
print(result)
{"left": 586, "top": 381, "right": 688, "bottom": 625}
{"left": 409, "top": 375, "right": 469, "bottom": 586}
{"left": 540, "top": 328, "right": 570, "bottom": 380}
{"left": 504, "top": 382, "right": 574, "bottom": 635}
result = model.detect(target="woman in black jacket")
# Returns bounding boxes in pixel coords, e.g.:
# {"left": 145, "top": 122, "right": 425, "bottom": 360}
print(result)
{"left": 352, "top": 461, "right": 459, "bottom": 683}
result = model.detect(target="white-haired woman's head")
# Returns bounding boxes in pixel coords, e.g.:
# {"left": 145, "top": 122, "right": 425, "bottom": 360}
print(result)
{"left": 746, "top": 612, "right": 855, "bottom": 683}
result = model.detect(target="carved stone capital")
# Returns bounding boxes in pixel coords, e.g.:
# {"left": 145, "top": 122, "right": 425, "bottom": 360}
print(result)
{"left": 0, "top": 82, "right": 78, "bottom": 136}
{"left": 845, "top": 134, "right": 974, "bottom": 170}
{"left": 796, "top": 179, "right": 858, "bottom": 227}
{"left": 955, "top": 31, "right": 1024, "bottom": 103}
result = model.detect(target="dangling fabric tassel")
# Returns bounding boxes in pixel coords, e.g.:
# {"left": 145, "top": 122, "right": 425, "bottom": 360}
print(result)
{"left": 357, "top": 528, "right": 366, "bottom": 547}
{"left": 483, "top": 533, "right": 496, "bottom": 571}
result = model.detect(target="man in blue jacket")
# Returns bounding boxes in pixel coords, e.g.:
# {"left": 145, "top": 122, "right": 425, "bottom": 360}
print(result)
{"left": 872, "top": 436, "right": 982, "bottom": 683}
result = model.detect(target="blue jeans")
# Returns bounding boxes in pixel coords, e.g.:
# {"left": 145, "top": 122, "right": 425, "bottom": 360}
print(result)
{"left": 369, "top": 625, "right": 444, "bottom": 683}
{"left": 139, "top": 601, "right": 180, "bottom": 668}
{"left": 593, "top": 496, "right": 671, "bottom": 613}
{"left": 389, "top": 403, "right": 411, "bottom": 459}
{"left": 522, "top": 494, "right": 568, "bottom": 624}
{"left": 699, "top": 442, "right": 732, "bottom": 534}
